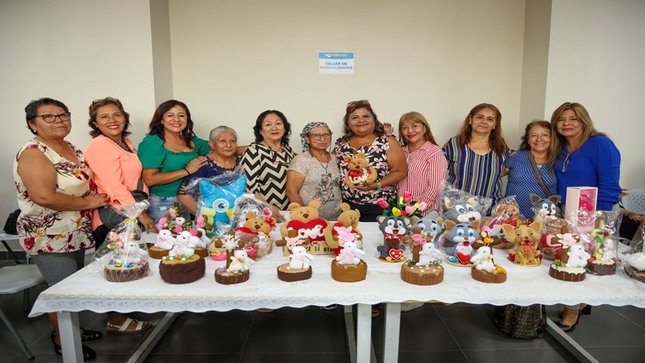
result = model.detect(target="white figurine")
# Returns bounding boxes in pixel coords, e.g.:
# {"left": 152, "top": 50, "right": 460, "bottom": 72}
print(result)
{"left": 122, "top": 241, "right": 148, "bottom": 264}
{"left": 155, "top": 229, "right": 175, "bottom": 250}
{"left": 336, "top": 241, "right": 365, "bottom": 265}
{"left": 228, "top": 249, "right": 255, "bottom": 273}
{"left": 567, "top": 244, "right": 591, "bottom": 268}
{"left": 289, "top": 246, "right": 314, "bottom": 270}
{"left": 169, "top": 232, "right": 195, "bottom": 258}
{"left": 600, "top": 238, "right": 617, "bottom": 261}
{"left": 470, "top": 246, "right": 495, "bottom": 272}
{"left": 417, "top": 242, "right": 443, "bottom": 266}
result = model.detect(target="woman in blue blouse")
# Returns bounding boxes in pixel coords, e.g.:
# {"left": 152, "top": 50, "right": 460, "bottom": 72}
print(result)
{"left": 443, "top": 103, "right": 509, "bottom": 203}
{"left": 505, "top": 120, "right": 558, "bottom": 218}
{"left": 549, "top": 101, "right": 621, "bottom": 332}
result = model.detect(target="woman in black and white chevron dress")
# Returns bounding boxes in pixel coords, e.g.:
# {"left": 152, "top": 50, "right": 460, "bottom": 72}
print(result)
{"left": 241, "top": 110, "right": 295, "bottom": 214}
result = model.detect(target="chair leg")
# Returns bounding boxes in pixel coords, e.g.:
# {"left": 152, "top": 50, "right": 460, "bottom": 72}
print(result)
{"left": 0, "top": 308, "right": 35, "bottom": 360}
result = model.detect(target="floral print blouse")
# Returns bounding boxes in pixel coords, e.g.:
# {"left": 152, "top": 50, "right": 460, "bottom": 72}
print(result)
{"left": 13, "top": 140, "right": 94, "bottom": 255}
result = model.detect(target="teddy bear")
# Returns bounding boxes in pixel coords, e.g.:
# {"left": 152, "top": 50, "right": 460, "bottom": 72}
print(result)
{"left": 343, "top": 151, "right": 378, "bottom": 188}
{"left": 502, "top": 221, "right": 543, "bottom": 266}
{"left": 277, "top": 200, "right": 328, "bottom": 254}
{"left": 376, "top": 215, "right": 411, "bottom": 262}
{"left": 234, "top": 211, "right": 273, "bottom": 259}
{"left": 482, "top": 198, "right": 525, "bottom": 249}
{"left": 324, "top": 202, "right": 362, "bottom": 255}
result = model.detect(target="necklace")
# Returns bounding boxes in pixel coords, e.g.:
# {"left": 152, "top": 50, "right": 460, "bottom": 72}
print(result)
{"left": 312, "top": 152, "right": 331, "bottom": 173}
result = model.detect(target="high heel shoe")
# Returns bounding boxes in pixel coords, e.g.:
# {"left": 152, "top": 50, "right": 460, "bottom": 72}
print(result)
{"left": 50, "top": 330, "right": 97, "bottom": 361}
{"left": 555, "top": 308, "right": 581, "bottom": 332}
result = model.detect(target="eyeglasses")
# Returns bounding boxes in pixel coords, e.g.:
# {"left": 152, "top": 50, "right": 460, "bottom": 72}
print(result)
{"left": 309, "top": 133, "right": 332, "bottom": 140}
{"left": 36, "top": 113, "right": 71, "bottom": 123}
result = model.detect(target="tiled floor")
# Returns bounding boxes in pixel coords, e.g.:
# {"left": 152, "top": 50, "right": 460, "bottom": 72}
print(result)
{"left": 1, "top": 272, "right": 644, "bottom": 363}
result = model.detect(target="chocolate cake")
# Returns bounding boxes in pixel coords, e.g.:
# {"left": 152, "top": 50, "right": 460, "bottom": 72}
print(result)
{"left": 104, "top": 261, "right": 149, "bottom": 282}
{"left": 471, "top": 266, "right": 507, "bottom": 283}
{"left": 401, "top": 262, "right": 443, "bottom": 285}
{"left": 331, "top": 259, "right": 367, "bottom": 282}
{"left": 215, "top": 268, "right": 250, "bottom": 284}
{"left": 159, "top": 254, "right": 205, "bottom": 284}
{"left": 277, "top": 263, "right": 312, "bottom": 282}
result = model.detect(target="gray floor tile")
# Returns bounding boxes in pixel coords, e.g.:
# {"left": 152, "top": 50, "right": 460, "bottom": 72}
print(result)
{"left": 240, "top": 353, "right": 349, "bottom": 363}
{"left": 585, "top": 346, "right": 645, "bottom": 363}
{"left": 463, "top": 347, "right": 578, "bottom": 363}
{"left": 395, "top": 350, "right": 470, "bottom": 363}
{"left": 146, "top": 354, "right": 242, "bottom": 363}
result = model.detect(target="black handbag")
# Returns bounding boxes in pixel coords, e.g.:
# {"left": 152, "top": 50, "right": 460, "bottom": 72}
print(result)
{"left": 3, "top": 209, "right": 21, "bottom": 235}
{"left": 493, "top": 304, "right": 546, "bottom": 339}
{"left": 98, "top": 179, "right": 148, "bottom": 229}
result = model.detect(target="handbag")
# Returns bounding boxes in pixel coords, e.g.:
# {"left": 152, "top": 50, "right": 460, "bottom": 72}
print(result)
{"left": 3, "top": 209, "right": 21, "bottom": 235}
{"left": 493, "top": 304, "right": 546, "bottom": 339}
{"left": 528, "top": 153, "right": 553, "bottom": 197}
{"left": 98, "top": 179, "right": 148, "bottom": 229}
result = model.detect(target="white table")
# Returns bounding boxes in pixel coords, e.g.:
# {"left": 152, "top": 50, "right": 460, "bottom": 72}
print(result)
{"left": 29, "top": 222, "right": 645, "bottom": 363}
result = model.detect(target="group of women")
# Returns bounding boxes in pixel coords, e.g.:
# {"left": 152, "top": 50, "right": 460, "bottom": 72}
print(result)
{"left": 13, "top": 97, "right": 621, "bottom": 360}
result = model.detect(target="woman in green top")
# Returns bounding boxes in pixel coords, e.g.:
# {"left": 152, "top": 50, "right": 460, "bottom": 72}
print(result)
{"left": 138, "top": 99, "right": 210, "bottom": 222}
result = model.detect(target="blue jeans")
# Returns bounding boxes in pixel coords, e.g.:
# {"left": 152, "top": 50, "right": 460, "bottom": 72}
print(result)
{"left": 147, "top": 194, "right": 190, "bottom": 223}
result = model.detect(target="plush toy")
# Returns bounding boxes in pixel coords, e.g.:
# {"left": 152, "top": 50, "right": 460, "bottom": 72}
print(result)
{"left": 336, "top": 240, "right": 366, "bottom": 265}
{"left": 443, "top": 220, "right": 480, "bottom": 265}
{"left": 442, "top": 196, "right": 483, "bottom": 224}
{"left": 376, "top": 215, "right": 411, "bottom": 262}
{"left": 278, "top": 200, "right": 328, "bottom": 254}
{"left": 482, "top": 197, "right": 525, "bottom": 249}
{"left": 235, "top": 211, "right": 273, "bottom": 259}
{"left": 343, "top": 151, "right": 378, "bottom": 188}
{"left": 289, "top": 246, "right": 314, "bottom": 270}
{"left": 324, "top": 202, "right": 362, "bottom": 254}
{"left": 198, "top": 175, "right": 247, "bottom": 231}
{"left": 531, "top": 194, "right": 562, "bottom": 224}
{"left": 228, "top": 249, "right": 255, "bottom": 273}
{"left": 502, "top": 221, "right": 543, "bottom": 266}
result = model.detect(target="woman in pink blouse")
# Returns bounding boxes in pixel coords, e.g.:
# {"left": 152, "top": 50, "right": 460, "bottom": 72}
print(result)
{"left": 396, "top": 111, "right": 447, "bottom": 212}
{"left": 85, "top": 97, "right": 154, "bottom": 334}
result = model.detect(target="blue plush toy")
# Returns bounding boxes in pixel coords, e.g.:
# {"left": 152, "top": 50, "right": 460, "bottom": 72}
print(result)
{"left": 198, "top": 175, "right": 247, "bottom": 231}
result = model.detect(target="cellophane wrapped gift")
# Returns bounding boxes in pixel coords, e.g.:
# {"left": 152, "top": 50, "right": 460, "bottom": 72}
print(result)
{"left": 620, "top": 219, "right": 645, "bottom": 282}
{"left": 440, "top": 184, "right": 492, "bottom": 225}
{"left": 481, "top": 195, "right": 526, "bottom": 249}
{"left": 182, "top": 166, "right": 247, "bottom": 237}
{"left": 228, "top": 194, "right": 277, "bottom": 259}
{"left": 94, "top": 200, "right": 151, "bottom": 282}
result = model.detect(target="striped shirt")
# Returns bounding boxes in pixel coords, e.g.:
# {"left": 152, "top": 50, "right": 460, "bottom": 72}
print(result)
{"left": 397, "top": 141, "right": 447, "bottom": 212}
{"left": 442, "top": 136, "right": 509, "bottom": 203}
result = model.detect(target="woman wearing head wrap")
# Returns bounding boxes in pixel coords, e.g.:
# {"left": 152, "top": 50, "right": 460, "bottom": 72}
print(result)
{"left": 286, "top": 122, "right": 342, "bottom": 220}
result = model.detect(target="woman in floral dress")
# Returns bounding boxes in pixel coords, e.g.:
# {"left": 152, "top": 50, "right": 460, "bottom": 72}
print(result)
{"left": 14, "top": 98, "right": 110, "bottom": 360}
{"left": 333, "top": 100, "right": 407, "bottom": 222}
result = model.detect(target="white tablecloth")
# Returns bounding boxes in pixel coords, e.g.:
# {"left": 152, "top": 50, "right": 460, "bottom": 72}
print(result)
{"left": 29, "top": 222, "right": 645, "bottom": 317}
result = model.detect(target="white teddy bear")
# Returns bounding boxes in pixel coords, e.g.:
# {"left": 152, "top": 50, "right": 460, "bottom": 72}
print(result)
{"left": 155, "top": 229, "right": 175, "bottom": 250}
{"left": 289, "top": 246, "right": 314, "bottom": 270}
{"left": 169, "top": 232, "right": 195, "bottom": 258}
{"left": 121, "top": 241, "right": 148, "bottom": 264}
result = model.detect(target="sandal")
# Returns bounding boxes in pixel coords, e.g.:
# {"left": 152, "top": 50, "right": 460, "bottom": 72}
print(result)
{"left": 372, "top": 306, "right": 381, "bottom": 318}
{"left": 51, "top": 330, "right": 96, "bottom": 361}
{"left": 106, "top": 317, "right": 151, "bottom": 335}
{"left": 80, "top": 328, "right": 102, "bottom": 342}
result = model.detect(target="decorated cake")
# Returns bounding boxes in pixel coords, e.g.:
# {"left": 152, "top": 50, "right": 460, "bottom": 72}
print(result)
{"left": 324, "top": 203, "right": 362, "bottom": 255}
{"left": 331, "top": 226, "right": 367, "bottom": 282}
{"left": 277, "top": 244, "right": 314, "bottom": 282}
{"left": 148, "top": 229, "right": 175, "bottom": 259}
{"left": 586, "top": 219, "right": 618, "bottom": 275}
{"left": 375, "top": 193, "right": 428, "bottom": 263}
{"left": 443, "top": 221, "right": 479, "bottom": 267}
{"left": 623, "top": 252, "right": 645, "bottom": 283}
{"left": 548, "top": 233, "right": 590, "bottom": 282}
{"left": 213, "top": 234, "right": 254, "bottom": 285}
{"left": 470, "top": 245, "right": 507, "bottom": 283}
{"left": 159, "top": 254, "right": 205, "bottom": 284}
{"left": 401, "top": 232, "right": 444, "bottom": 285}
{"left": 103, "top": 238, "right": 150, "bottom": 282}
{"left": 278, "top": 201, "right": 329, "bottom": 255}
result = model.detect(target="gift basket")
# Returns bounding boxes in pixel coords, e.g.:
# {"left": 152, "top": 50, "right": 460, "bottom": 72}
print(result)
{"left": 481, "top": 195, "right": 527, "bottom": 249}
{"left": 94, "top": 201, "right": 150, "bottom": 282}
{"left": 228, "top": 194, "right": 276, "bottom": 260}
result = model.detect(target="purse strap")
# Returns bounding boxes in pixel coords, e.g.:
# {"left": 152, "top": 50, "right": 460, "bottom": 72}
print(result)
{"left": 529, "top": 152, "right": 552, "bottom": 197}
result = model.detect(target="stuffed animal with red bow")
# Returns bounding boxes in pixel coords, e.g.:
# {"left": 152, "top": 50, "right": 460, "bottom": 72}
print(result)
{"left": 343, "top": 152, "right": 378, "bottom": 188}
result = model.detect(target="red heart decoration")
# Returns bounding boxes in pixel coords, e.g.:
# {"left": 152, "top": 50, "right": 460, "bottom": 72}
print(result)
{"left": 389, "top": 249, "right": 404, "bottom": 260}
{"left": 457, "top": 252, "right": 471, "bottom": 264}
{"left": 286, "top": 218, "right": 328, "bottom": 242}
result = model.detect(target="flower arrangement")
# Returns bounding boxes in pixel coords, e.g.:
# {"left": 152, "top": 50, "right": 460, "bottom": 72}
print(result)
{"left": 377, "top": 191, "right": 427, "bottom": 218}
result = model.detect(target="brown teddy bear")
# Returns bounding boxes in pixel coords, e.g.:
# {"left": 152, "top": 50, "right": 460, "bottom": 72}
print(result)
{"left": 343, "top": 151, "right": 378, "bottom": 188}
{"left": 234, "top": 211, "right": 273, "bottom": 259}
{"left": 277, "top": 200, "right": 329, "bottom": 254}
{"left": 325, "top": 203, "right": 363, "bottom": 255}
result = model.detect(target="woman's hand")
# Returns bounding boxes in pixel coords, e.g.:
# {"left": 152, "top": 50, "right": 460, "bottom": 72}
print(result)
{"left": 85, "top": 192, "right": 110, "bottom": 209}
{"left": 384, "top": 122, "right": 394, "bottom": 136}
{"left": 185, "top": 156, "right": 208, "bottom": 174}
{"left": 272, "top": 206, "right": 286, "bottom": 223}
{"left": 138, "top": 212, "right": 159, "bottom": 233}
{"left": 355, "top": 182, "right": 379, "bottom": 192}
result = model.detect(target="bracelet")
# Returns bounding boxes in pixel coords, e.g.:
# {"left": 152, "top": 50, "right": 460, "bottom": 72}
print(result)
{"left": 183, "top": 167, "right": 190, "bottom": 175}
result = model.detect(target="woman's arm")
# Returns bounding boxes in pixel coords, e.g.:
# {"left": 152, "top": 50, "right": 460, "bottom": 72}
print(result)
{"left": 177, "top": 194, "right": 198, "bottom": 216}
{"left": 286, "top": 170, "right": 306, "bottom": 206}
{"left": 381, "top": 136, "right": 408, "bottom": 187}
{"left": 86, "top": 139, "right": 135, "bottom": 207}
{"left": 17, "top": 149, "right": 109, "bottom": 211}
{"left": 142, "top": 157, "right": 206, "bottom": 187}
{"left": 593, "top": 137, "right": 622, "bottom": 209}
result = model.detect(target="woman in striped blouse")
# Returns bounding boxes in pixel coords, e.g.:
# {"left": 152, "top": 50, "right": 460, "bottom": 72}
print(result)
{"left": 442, "top": 103, "right": 509, "bottom": 203}
{"left": 396, "top": 111, "right": 447, "bottom": 212}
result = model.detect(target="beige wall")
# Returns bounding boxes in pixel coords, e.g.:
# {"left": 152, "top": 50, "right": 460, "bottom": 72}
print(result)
{"left": 1, "top": 0, "right": 643, "bottom": 224}
{"left": 545, "top": 0, "right": 645, "bottom": 189}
